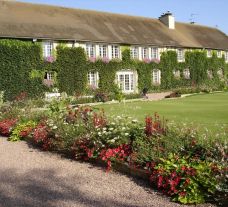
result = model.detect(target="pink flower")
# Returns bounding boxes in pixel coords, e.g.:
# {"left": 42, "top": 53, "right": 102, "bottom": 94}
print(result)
{"left": 45, "top": 56, "right": 55, "bottom": 63}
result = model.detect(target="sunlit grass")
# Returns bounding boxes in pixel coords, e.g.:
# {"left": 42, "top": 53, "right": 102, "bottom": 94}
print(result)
{"left": 96, "top": 92, "right": 228, "bottom": 135}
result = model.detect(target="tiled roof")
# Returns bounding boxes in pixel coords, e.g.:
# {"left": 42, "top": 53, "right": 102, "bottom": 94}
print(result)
{"left": 0, "top": 1, "right": 228, "bottom": 50}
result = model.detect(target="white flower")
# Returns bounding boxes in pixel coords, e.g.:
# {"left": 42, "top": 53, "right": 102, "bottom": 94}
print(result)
{"left": 122, "top": 127, "right": 126, "bottom": 130}
{"left": 109, "top": 128, "right": 114, "bottom": 131}
{"left": 53, "top": 126, "right": 57, "bottom": 129}
{"left": 124, "top": 133, "right": 129, "bottom": 136}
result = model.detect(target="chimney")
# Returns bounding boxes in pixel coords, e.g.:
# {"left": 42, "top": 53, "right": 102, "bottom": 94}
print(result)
{"left": 159, "top": 11, "right": 175, "bottom": 29}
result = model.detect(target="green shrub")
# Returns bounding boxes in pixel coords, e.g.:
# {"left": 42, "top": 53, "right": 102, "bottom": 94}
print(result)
{"left": 0, "top": 39, "right": 46, "bottom": 101}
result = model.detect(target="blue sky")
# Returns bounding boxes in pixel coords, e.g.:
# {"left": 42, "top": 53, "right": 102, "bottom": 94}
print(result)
{"left": 20, "top": 0, "right": 228, "bottom": 34}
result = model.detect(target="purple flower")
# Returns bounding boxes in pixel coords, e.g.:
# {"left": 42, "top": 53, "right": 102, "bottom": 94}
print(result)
{"left": 151, "top": 58, "right": 160, "bottom": 64}
{"left": 102, "top": 57, "right": 110, "bottom": 64}
{"left": 143, "top": 58, "right": 151, "bottom": 64}
{"left": 89, "top": 57, "right": 96, "bottom": 63}
{"left": 45, "top": 56, "right": 55, "bottom": 63}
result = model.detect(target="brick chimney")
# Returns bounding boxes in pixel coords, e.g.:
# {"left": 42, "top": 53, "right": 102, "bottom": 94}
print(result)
{"left": 159, "top": 11, "right": 175, "bottom": 29}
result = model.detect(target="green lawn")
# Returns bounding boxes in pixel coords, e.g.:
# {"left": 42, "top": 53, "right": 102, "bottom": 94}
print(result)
{"left": 97, "top": 92, "right": 228, "bottom": 132}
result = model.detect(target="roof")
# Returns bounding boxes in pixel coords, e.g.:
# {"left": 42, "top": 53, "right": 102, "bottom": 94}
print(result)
{"left": 0, "top": 1, "right": 228, "bottom": 50}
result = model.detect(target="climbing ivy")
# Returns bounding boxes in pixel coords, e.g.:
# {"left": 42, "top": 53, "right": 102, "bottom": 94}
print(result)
{"left": 0, "top": 39, "right": 227, "bottom": 100}
{"left": 0, "top": 39, "right": 46, "bottom": 101}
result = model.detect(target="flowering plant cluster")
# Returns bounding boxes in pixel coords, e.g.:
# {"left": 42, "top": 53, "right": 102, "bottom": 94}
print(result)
{"left": 0, "top": 99, "right": 227, "bottom": 205}
{"left": 145, "top": 113, "right": 167, "bottom": 136}
{"left": 45, "top": 56, "right": 55, "bottom": 63}
{"left": 0, "top": 118, "right": 17, "bottom": 136}
{"left": 33, "top": 122, "right": 52, "bottom": 150}
{"left": 8, "top": 121, "right": 37, "bottom": 141}
{"left": 148, "top": 154, "right": 220, "bottom": 204}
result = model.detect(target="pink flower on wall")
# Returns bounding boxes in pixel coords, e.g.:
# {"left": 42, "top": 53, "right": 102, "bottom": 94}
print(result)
{"left": 102, "top": 57, "right": 110, "bottom": 64}
{"left": 143, "top": 58, "right": 151, "bottom": 64}
{"left": 89, "top": 57, "right": 96, "bottom": 63}
{"left": 151, "top": 58, "right": 160, "bottom": 64}
{"left": 45, "top": 56, "right": 55, "bottom": 63}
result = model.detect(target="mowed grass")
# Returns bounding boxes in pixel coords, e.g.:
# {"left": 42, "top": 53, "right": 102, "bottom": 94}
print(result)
{"left": 97, "top": 92, "right": 228, "bottom": 132}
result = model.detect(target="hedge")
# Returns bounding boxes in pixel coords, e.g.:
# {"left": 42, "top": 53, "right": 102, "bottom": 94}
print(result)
{"left": 0, "top": 39, "right": 46, "bottom": 101}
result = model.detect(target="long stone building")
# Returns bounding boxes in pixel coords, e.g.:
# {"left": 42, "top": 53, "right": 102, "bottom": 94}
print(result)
{"left": 0, "top": 1, "right": 228, "bottom": 93}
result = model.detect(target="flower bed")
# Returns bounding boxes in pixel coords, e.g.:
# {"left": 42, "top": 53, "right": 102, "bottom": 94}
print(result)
{"left": 0, "top": 100, "right": 227, "bottom": 205}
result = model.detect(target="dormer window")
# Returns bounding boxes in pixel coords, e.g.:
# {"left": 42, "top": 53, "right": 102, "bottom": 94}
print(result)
{"left": 99, "top": 45, "right": 108, "bottom": 58}
{"left": 217, "top": 50, "right": 222, "bottom": 58}
{"left": 86, "top": 44, "right": 96, "bottom": 58}
{"left": 43, "top": 42, "right": 53, "bottom": 58}
{"left": 177, "top": 49, "right": 184, "bottom": 62}
{"left": 151, "top": 47, "right": 159, "bottom": 59}
{"left": 111, "top": 45, "right": 120, "bottom": 59}
{"left": 130, "top": 46, "right": 139, "bottom": 59}
{"left": 207, "top": 49, "right": 212, "bottom": 58}
{"left": 225, "top": 51, "right": 228, "bottom": 63}
{"left": 142, "top": 47, "right": 149, "bottom": 59}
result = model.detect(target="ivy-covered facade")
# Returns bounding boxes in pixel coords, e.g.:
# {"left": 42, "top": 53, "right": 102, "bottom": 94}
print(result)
{"left": 0, "top": 1, "right": 228, "bottom": 99}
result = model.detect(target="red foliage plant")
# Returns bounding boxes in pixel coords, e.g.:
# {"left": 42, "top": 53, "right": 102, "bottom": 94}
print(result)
{"left": 100, "top": 144, "right": 132, "bottom": 171}
{"left": 33, "top": 123, "right": 51, "bottom": 150}
{"left": 14, "top": 92, "right": 27, "bottom": 102}
{"left": 93, "top": 110, "right": 107, "bottom": 128}
{"left": 0, "top": 119, "right": 17, "bottom": 136}
{"left": 145, "top": 113, "right": 166, "bottom": 137}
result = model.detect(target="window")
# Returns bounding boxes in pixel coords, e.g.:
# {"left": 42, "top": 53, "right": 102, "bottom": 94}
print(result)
{"left": 217, "top": 50, "right": 222, "bottom": 58}
{"left": 173, "top": 70, "right": 180, "bottom": 79}
{"left": 116, "top": 71, "right": 135, "bottom": 93}
{"left": 42, "top": 42, "right": 53, "bottom": 58}
{"left": 152, "top": 69, "right": 161, "bottom": 85}
{"left": 45, "top": 72, "right": 53, "bottom": 80}
{"left": 207, "top": 49, "right": 212, "bottom": 58}
{"left": 225, "top": 51, "right": 228, "bottom": 63}
{"left": 86, "top": 44, "right": 96, "bottom": 58}
{"left": 130, "top": 46, "right": 139, "bottom": 59}
{"left": 217, "top": 69, "right": 223, "bottom": 79}
{"left": 151, "top": 47, "right": 159, "bottom": 59}
{"left": 111, "top": 45, "right": 120, "bottom": 59}
{"left": 207, "top": 70, "right": 213, "bottom": 79}
{"left": 87, "top": 72, "right": 99, "bottom": 88}
{"left": 183, "top": 69, "right": 190, "bottom": 79}
{"left": 142, "top": 47, "right": 149, "bottom": 59}
{"left": 99, "top": 45, "right": 108, "bottom": 58}
{"left": 177, "top": 49, "right": 184, "bottom": 62}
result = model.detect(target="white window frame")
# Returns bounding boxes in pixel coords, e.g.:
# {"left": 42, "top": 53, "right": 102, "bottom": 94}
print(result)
{"left": 152, "top": 69, "right": 161, "bottom": 85}
{"left": 217, "top": 69, "right": 223, "bottom": 79}
{"left": 130, "top": 46, "right": 139, "bottom": 59}
{"left": 177, "top": 49, "right": 184, "bottom": 62}
{"left": 99, "top": 45, "right": 108, "bottom": 58}
{"left": 207, "top": 70, "right": 213, "bottom": 79}
{"left": 151, "top": 47, "right": 159, "bottom": 59}
{"left": 111, "top": 45, "right": 120, "bottom": 59}
{"left": 207, "top": 49, "right": 212, "bottom": 58}
{"left": 86, "top": 44, "right": 96, "bottom": 58}
{"left": 116, "top": 71, "right": 135, "bottom": 93}
{"left": 87, "top": 71, "right": 99, "bottom": 88}
{"left": 225, "top": 51, "right": 228, "bottom": 63}
{"left": 217, "top": 50, "right": 222, "bottom": 58}
{"left": 183, "top": 69, "right": 190, "bottom": 79}
{"left": 173, "top": 70, "right": 180, "bottom": 79}
{"left": 43, "top": 42, "right": 53, "bottom": 58}
{"left": 142, "top": 47, "right": 149, "bottom": 59}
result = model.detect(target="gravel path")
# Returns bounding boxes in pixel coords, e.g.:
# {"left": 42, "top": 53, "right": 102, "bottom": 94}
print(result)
{"left": 0, "top": 137, "right": 215, "bottom": 207}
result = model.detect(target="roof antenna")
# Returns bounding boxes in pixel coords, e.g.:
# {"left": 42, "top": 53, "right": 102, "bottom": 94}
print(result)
{"left": 189, "top": 13, "right": 198, "bottom": 24}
